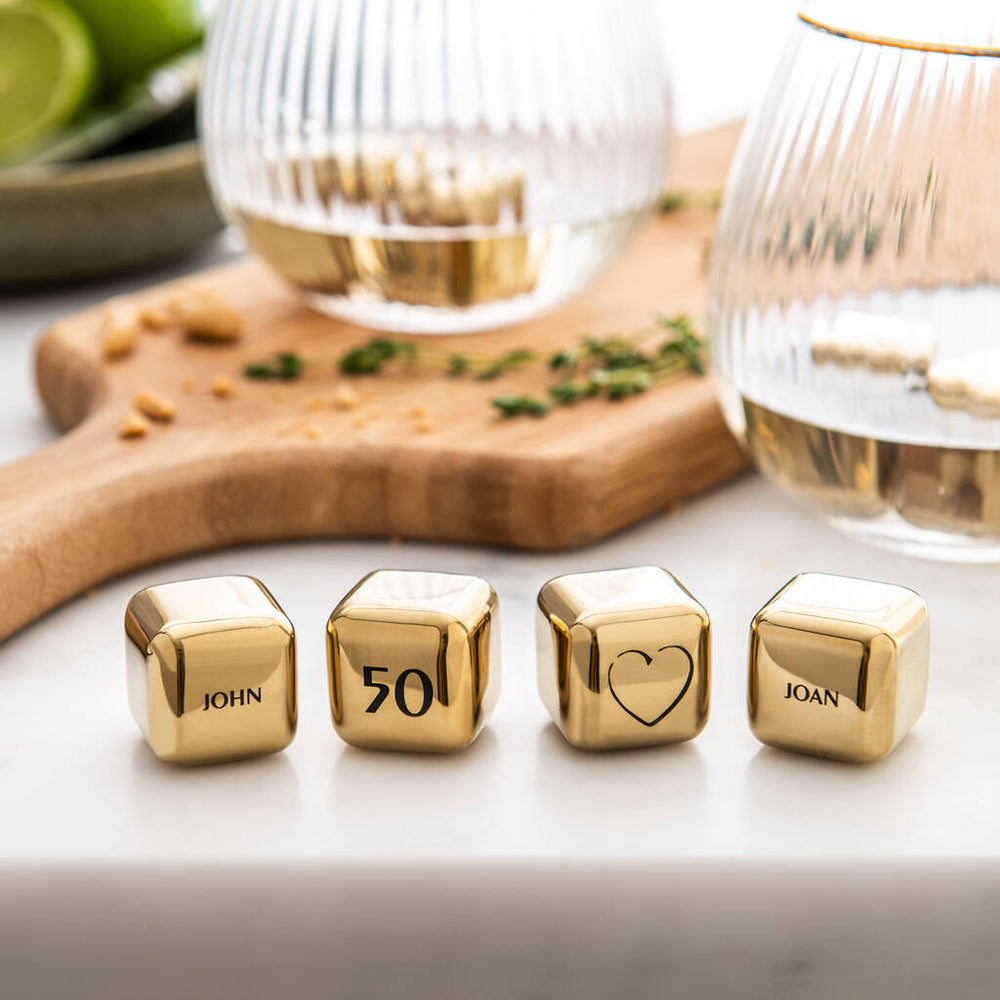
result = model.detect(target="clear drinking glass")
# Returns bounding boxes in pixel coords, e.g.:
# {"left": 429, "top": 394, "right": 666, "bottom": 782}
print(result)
{"left": 710, "top": 1, "right": 1000, "bottom": 561}
{"left": 201, "top": 0, "right": 671, "bottom": 334}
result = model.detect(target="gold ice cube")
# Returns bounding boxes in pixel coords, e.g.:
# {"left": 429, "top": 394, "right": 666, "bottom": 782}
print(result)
{"left": 537, "top": 566, "right": 711, "bottom": 750}
{"left": 125, "top": 576, "right": 297, "bottom": 765}
{"left": 749, "top": 573, "right": 929, "bottom": 763}
{"left": 327, "top": 570, "right": 500, "bottom": 752}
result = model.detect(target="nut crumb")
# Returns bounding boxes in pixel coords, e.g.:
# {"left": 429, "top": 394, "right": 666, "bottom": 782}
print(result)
{"left": 119, "top": 411, "right": 150, "bottom": 439}
{"left": 139, "top": 304, "right": 172, "bottom": 330}
{"left": 172, "top": 288, "right": 245, "bottom": 342}
{"left": 352, "top": 415, "right": 368, "bottom": 429}
{"left": 132, "top": 387, "right": 176, "bottom": 422}
{"left": 407, "top": 406, "right": 428, "bottom": 419}
{"left": 180, "top": 376, "right": 197, "bottom": 393}
{"left": 306, "top": 395, "right": 325, "bottom": 411}
{"left": 414, "top": 419, "right": 435, "bottom": 434}
{"left": 332, "top": 384, "right": 361, "bottom": 410}
{"left": 211, "top": 375, "right": 234, "bottom": 398}
{"left": 101, "top": 307, "right": 139, "bottom": 359}
{"left": 304, "top": 423, "right": 321, "bottom": 440}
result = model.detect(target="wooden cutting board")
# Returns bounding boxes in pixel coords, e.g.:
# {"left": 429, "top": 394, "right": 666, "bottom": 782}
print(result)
{"left": 0, "top": 123, "right": 748, "bottom": 644}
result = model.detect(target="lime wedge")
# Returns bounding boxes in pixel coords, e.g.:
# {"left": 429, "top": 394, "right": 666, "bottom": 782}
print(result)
{"left": 65, "top": 0, "right": 203, "bottom": 93}
{"left": 0, "top": 0, "right": 99, "bottom": 160}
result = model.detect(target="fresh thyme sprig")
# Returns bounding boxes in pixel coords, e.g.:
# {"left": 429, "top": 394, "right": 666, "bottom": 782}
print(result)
{"left": 339, "top": 337, "right": 417, "bottom": 374}
{"left": 242, "top": 315, "right": 706, "bottom": 418}
{"left": 488, "top": 317, "right": 704, "bottom": 417}
{"left": 245, "top": 337, "right": 536, "bottom": 382}
{"left": 492, "top": 394, "right": 551, "bottom": 418}
{"left": 243, "top": 352, "right": 305, "bottom": 380}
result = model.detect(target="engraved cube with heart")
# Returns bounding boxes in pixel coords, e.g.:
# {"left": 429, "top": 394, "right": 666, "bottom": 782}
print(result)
{"left": 536, "top": 566, "right": 710, "bottom": 750}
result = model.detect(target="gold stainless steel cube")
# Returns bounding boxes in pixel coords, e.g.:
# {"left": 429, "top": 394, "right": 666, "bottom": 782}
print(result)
{"left": 749, "top": 573, "right": 929, "bottom": 763}
{"left": 537, "top": 566, "right": 710, "bottom": 750}
{"left": 125, "top": 576, "right": 297, "bottom": 764}
{"left": 327, "top": 570, "right": 500, "bottom": 752}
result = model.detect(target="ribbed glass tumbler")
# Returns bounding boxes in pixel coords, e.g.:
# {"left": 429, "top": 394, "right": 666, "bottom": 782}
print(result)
{"left": 709, "top": 3, "right": 1000, "bottom": 561}
{"left": 201, "top": 0, "right": 671, "bottom": 334}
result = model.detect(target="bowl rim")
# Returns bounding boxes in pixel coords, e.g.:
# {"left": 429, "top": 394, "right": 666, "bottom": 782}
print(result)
{"left": 0, "top": 139, "right": 203, "bottom": 192}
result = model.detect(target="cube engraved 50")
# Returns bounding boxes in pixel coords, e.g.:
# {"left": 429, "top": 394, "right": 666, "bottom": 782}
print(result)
{"left": 125, "top": 576, "right": 297, "bottom": 765}
{"left": 537, "top": 566, "right": 710, "bottom": 750}
{"left": 749, "top": 573, "right": 929, "bottom": 763}
{"left": 327, "top": 570, "right": 500, "bottom": 752}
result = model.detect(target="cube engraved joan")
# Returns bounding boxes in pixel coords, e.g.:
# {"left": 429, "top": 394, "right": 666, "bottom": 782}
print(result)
{"left": 749, "top": 573, "right": 929, "bottom": 763}
{"left": 125, "top": 576, "right": 297, "bottom": 765}
{"left": 327, "top": 570, "right": 500, "bottom": 752}
{"left": 537, "top": 566, "right": 710, "bottom": 750}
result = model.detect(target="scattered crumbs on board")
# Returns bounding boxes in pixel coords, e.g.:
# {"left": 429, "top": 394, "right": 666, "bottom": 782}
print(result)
{"left": 132, "top": 388, "right": 176, "bottom": 422}
{"left": 211, "top": 375, "right": 234, "bottom": 398}
{"left": 119, "top": 411, "right": 150, "bottom": 439}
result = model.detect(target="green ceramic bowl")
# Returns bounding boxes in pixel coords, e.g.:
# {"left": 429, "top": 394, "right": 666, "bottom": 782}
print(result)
{"left": 0, "top": 139, "right": 222, "bottom": 288}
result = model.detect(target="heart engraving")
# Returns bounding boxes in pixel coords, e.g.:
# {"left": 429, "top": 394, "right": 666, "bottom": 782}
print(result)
{"left": 608, "top": 646, "right": 694, "bottom": 727}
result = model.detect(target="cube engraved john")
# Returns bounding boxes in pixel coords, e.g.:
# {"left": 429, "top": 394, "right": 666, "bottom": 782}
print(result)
{"left": 749, "top": 573, "right": 929, "bottom": 763}
{"left": 327, "top": 570, "right": 500, "bottom": 752}
{"left": 125, "top": 576, "right": 297, "bottom": 764}
{"left": 536, "top": 566, "right": 710, "bottom": 750}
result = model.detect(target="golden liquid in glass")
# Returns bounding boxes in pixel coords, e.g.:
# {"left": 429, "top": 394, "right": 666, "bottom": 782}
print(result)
{"left": 743, "top": 399, "right": 1000, "bottom": 540}
{"left": 234, "top": 211, "right": 547, "bottom": 309}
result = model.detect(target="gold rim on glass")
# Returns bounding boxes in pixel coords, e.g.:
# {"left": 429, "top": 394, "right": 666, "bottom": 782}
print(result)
{"left": 798, "top": 11, "right": 1000, "bottom": 58}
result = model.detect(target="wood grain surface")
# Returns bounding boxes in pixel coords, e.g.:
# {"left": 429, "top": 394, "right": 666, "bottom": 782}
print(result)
{"left": 0, "top": 123, "right": 748, "bottom": 643}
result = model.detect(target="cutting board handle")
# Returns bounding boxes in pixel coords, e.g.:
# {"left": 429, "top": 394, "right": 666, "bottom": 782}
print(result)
{"left": 0, "top": 422, "right": 138, "bottom": 642}
{"left": 0, "top": 415, "right": 241, "bottom": 644}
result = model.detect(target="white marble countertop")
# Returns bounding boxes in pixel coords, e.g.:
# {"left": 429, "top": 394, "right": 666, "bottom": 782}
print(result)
{"left": 3, "top": 238, "right": 1000, "bottom": 997}
{"left": 3, "top": 7, "right": 999, "bottom": 991}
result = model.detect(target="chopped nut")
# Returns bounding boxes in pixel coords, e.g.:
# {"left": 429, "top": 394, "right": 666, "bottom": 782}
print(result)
{"left": 101, "top": 307, "right": 140, "bottom": 359}
{"left": 414, "top": 419, "right": 435, "bottom": 434}
{"left": 171, "top": 289, "right": 245, "bottom": 342}
{"left": 132, "top": 387, "right": 176, "bottom": 422}
{"left": 332, "top": 384, "right": 362, "bottom": 410}
{"left": 119, "top": 411, "right": 150, "bottom": 439}
{"left": 352, "top": 415, "right": 368, "bottom": 429}
{"left": 304, "top": 423, "right": 322, "bottom": 440}
{"left": 139, "top": 304, "right": 172, "bottom": 331}
{"left": 407, "top": 406, "right": 428, "bottom": 419}
{"left": 211, "top": 375, "right": 234, "bottom": 398}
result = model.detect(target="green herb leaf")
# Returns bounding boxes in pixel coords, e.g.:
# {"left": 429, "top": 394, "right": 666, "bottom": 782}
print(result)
{"left": 243, "top": 352, "right": 306, "bottom": 380}
{"left": 492, "top": 393, "right": 550, "bottom": 418}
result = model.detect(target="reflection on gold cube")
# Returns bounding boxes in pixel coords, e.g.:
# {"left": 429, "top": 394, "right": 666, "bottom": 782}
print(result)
{"left": 749, "top": 573, "right": 929, "bottom": 763}
{"left": 536, "top": 567, "right": 711, "bottom": 750}
{"left": 125, "top": 576, "right": 297, "bottom": 765}
{"left": 327, "top": 570, "right": 500, "bottom": 753}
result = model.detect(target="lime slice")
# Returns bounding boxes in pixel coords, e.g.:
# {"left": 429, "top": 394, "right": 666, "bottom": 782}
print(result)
{"left": 0, "top": 0, "right": 99, "bottom": 160}
{"left": 65, "top": 0, "right": 203, "bottom": 93}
